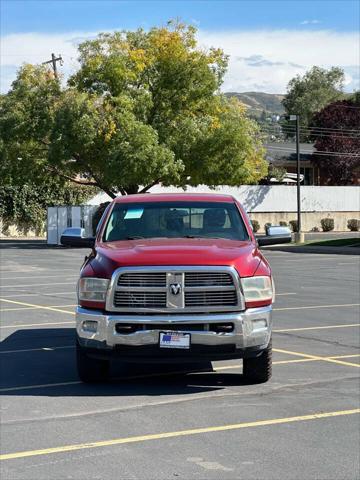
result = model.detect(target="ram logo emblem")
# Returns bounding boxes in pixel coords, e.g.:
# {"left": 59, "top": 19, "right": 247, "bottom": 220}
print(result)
{"left": 169, "top": 283, "right": 182, "bottom": 296}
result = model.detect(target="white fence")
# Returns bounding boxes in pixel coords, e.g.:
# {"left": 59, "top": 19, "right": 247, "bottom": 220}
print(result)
{"left": 89, "top": 185, "right": 360, "bottom": 213}
{"left": 47, "top": 186, "right": 360, "bottom": 243}
{"left": 149, "top": 185, "right": 360, "bottom": 213}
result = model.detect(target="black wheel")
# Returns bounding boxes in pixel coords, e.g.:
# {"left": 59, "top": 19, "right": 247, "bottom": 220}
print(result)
{"left": 243, "top": 339, "right": 272, "bottom": 384}
{"left": 76, "top": 341, "right": 110, "bottom": 383}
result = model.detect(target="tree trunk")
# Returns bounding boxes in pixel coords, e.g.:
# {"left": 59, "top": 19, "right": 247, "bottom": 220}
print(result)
{"left": 138, "top": 179, "right": 161, "bottom": 193}
{"left": 124, "top": 185, "right": 139, "bottom": 195}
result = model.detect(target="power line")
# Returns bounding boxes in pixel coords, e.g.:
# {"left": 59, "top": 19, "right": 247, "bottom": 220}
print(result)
{"left": 261, "top": 129, "right": 360, "bottom": 140}
{"left": 285, "top": 126, "right": 359, "bottom": 134}
{"left": 262, "top": 125, "right": 359, "bottom": 134}
{"left": 307, "top": 125, "right": 360, "bottom": 132}
{"left": 262, "top": 122, "right": 360, "bottom": 132}
{"left": 321, "top": 104, "right": 360, "bottom": 110}
{"left": 260, "top": 126, "right": 360, "bottom": 138}
{"left": 262, "top": 124, "right": 360, "bottom": 134}
{"left": 265, "top": 145, "right": 360, "bottom": 157}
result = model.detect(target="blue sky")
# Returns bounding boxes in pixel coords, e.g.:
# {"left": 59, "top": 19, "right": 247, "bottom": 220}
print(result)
{"left": 1, "top": 1, "right": 359, "bottom": 93}
{"left": 2, "top": 1, "right": 358, "bottom": 34}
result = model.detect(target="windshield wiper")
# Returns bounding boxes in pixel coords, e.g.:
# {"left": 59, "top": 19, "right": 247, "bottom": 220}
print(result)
{"left": 125, "top": 236, "right": 145, "bottom": 240}
{"left": 183, "top": 235, "right": 236, "bottom": 240}
{"left": 182, "top": 235, "right": 205, "bottom": 238}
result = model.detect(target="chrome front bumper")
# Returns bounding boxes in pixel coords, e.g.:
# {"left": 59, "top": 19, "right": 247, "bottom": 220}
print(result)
{"left": 76, "top": 306, "right": 272, "bottom": 353}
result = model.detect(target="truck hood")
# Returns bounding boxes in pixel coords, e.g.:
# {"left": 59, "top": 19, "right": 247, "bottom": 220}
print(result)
{"left": 90, "top": 238, "right": 263, "bottom": 278}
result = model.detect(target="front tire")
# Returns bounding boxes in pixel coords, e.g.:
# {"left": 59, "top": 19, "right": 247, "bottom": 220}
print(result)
{"left": 76, "top": 341, "right": 110, "bottom": 383}
{"left": 243, "top": 339, "right": 272, "bottom": 384}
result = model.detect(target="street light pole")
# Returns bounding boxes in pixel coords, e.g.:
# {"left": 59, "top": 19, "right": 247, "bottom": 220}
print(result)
{"left": 290, "top": 114, "right": 304, "bottom": 243}
{"left": 296, "top": 115, "right": 302, "bottom": 238}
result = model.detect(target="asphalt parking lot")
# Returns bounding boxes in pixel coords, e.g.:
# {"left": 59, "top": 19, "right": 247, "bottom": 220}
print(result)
{"left": 0, "top": 241, "right": 359, "bottom": 480}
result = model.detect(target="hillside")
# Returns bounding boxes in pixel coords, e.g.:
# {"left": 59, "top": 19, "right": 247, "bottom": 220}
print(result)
{"left": 225, "top": 91, "right": 285, "bottom": 117}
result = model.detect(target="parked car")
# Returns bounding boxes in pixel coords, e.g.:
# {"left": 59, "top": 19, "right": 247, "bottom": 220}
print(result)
{"left": 60, "top": 228, "right": 94, "bottom": 247}
{"left": 69, "top": 193, "right": 291, "bottom": 383}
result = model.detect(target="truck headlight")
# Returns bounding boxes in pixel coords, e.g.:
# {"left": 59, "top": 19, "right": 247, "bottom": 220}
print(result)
{"left": 78, "top": 278, "right": 110, "bottom": 302}
{"left": 241, "top": 276, "right": 274, "bottom": 307}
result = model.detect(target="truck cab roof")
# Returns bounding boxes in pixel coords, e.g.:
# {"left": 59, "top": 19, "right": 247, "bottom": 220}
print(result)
{"left": 113, "top": 193, "right": 236, "bottom": 204}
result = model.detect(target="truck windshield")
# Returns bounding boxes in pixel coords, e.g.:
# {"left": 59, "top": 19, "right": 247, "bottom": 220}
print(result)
{"left": 103, "top": 201, "right": 249, "bottom": 242}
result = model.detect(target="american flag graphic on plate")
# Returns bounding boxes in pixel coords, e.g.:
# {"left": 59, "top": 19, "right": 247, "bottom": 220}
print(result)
{"left": 159, "top": 332, "right": 190, "bottom": 349}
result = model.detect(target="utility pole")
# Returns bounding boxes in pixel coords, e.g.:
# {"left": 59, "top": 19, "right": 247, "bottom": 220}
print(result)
{"left": 42, "top": 53, "right": 63, "bottom": 79}
{"left": 289, "top": 114, "right": 304, "bottom": 243}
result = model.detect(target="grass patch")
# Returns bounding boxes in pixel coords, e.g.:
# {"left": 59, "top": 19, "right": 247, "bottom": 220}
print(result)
{"left": 305, "top": 238, "right": 360, "bottom": 247}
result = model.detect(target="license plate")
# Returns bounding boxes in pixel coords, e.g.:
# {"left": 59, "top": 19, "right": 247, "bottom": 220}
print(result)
{"left": 159, "top": 332, "right": 190, "bottom": 349}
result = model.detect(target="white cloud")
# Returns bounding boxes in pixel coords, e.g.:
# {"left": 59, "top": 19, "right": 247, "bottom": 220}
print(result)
{"left": 0, "top": 31, "right": 94, "bottom": 91}
{"left": 198, "top": 29, "right": 360, "bottom": 93}
{"left": 300, "top": 20, "right": 322, "bottom": 25}
{"left": 1, "top": 29, "right": 359, "bottom": 94}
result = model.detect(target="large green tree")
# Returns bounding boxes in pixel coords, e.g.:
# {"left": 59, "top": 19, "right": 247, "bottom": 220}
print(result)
{"left": 0, "top": 65, "right": 95, "bottom": 233}
{"left": 1, "top": 22, "right": 267, "bottom": 200}
{"left": 282, "top": 66, "right": 345, "bottom": 139}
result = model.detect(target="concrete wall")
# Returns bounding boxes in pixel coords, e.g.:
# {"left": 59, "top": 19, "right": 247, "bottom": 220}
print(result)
{"left": 2, "top": 185, "right": 359, "bottom": 237}
{"left": 149, "top": 185, "right": 360, "bottom": 213}
{"left": 81, "top": 185, "right": 360, "bottom": 233}
{"left": 248, "top": 211, "right": 359, "bottom": 233}
{"left": 151, "top": 186, "right": 360, "bottom": 231}
{"left": 90, "top": 185, "right": 359, "bottom": 213}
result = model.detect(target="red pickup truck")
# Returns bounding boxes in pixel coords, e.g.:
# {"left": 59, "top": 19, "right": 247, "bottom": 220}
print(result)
{"left": 73, "top": 193, "right": 290, "bottom": 384}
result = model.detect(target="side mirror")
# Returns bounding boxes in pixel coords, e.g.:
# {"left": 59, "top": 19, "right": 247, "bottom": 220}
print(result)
{"left": 60, "top": 228, "right": 95, "bottom": 248}
{"left": 256, "top": 226, "right": 292, "bottom": 247}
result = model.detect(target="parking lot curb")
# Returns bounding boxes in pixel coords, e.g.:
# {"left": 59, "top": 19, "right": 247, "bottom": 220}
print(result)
{"left": 262, "top": 245, "right": 360, "bottom": 255}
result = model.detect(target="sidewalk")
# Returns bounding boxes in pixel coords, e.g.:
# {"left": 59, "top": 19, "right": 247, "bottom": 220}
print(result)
{"left": 263, "top": 244, "right": 360, "bottom": 255}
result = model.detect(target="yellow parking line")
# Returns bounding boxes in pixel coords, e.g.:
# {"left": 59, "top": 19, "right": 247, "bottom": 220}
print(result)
{"left": 1, "top": 409, "right": 359, "bottom": 461}
{"left": 274, "top": 323, "right": 360, "bottom": 333}
{"left": 215, "top": 354, "right": 360, "bottom": 371}
{"left": 274, "top": 303, "right": 360, "bottom": 311}
{"left": 2, "top": 354, "right": 359, "bottom": 392}
{"left": 216, "top": 359, "right": 315, "bottom": 370}
{"left": 274, "top": 348, "right": 360, "bottom": 368}
{"left": 2, "top": 299, "right": 358, "bottom": 315}
{"left": 2, "top": 322, "right": 357, "bottom": 332}
{"left": 273, "top": 353, "right": 360, "bottom": 365}
{"left": 0, "top": 298, "right": 76, "bottom": 315}
{"left": 0, "top": 304, "right": 77, "bottom": 312}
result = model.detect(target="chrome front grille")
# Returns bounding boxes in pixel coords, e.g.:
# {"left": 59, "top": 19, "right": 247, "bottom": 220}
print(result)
{"left": 185, "top": 291, "right": 237, "bottom": 306}
{"left": 118, "top": 273, "right": 166, "bottom": 287}
{"left": 108, "top": 266, "right": 243, "bottom": 313}
{"left": 185, "top": 272, "right": 233, "bottom": 287}
{"left": 114, "top": 291, "right": 167, "bottom": 308}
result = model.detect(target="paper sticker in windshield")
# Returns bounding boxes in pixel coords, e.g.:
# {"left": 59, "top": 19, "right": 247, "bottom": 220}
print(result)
{"left": 124, "top": 208, "right": 144, "bottom": 219}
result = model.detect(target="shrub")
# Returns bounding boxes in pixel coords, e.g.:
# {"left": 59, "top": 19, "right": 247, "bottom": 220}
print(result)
{"left": 311, "top": 226, "right": 320, "bottom": 232}
{"left": 279, "top": 221, "right": 288, "bottom": 227}
{"left": 0, "top": 183, "right": 95, "bottom": 236}
{"left": 92, "top": 202, "right": 111, "bottom": 235}
{"left": 289, "top": 220, "right": 298, "bottom": 232}
{"left": 251, "top": 219, "right": 260, "bottom": 233}
{"left": 347, "top": 219, "right": 359, "bottom": 232}
{"left": 321, "top": 218, "right": 334, "bottom": 232}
